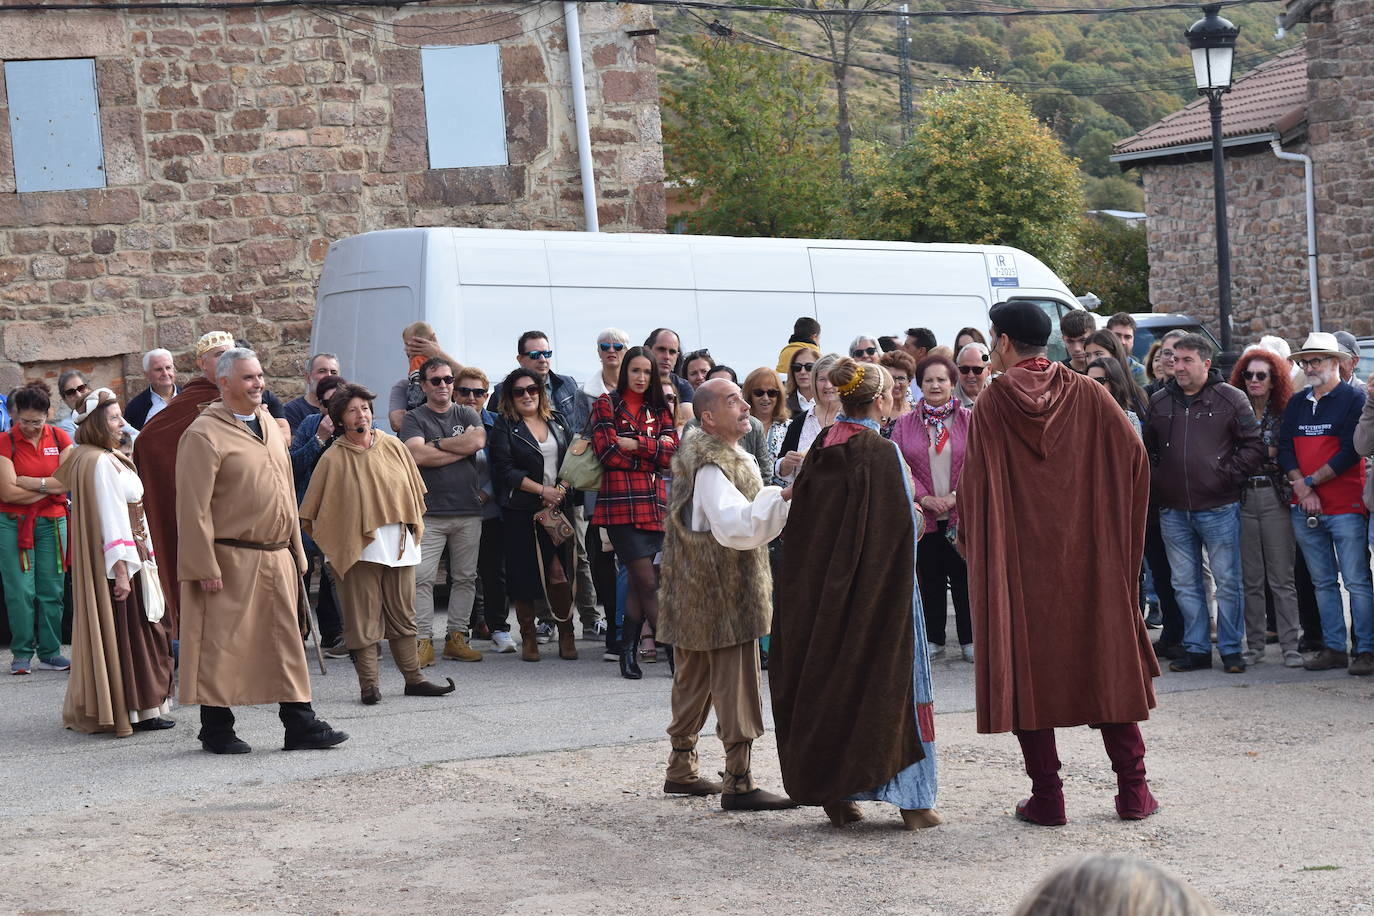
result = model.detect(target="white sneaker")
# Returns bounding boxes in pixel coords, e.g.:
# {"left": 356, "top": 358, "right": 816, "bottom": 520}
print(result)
{"left": 960, "top": 643, "right": 975, "bottom": 663}
{"left": 927, "top": 642, "right": 946, "bottom": 660}
{"left": 1242, "top": 648, "right": 1265, "bottom": 666}
{"left": 1283, "top": 649, "right": 1304, "bottom": 668}
{"left": 491, "top": 630, "right": 517, "bottom": 653}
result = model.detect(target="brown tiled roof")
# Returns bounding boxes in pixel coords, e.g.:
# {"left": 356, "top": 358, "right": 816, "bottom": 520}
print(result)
{"left": 1112, "top": 46, "right": 1307, "bottom": 159}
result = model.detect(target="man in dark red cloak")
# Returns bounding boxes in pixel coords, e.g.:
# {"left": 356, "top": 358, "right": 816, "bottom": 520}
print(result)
{"left": 132, "top": 331, "right": 235, "bottom": 639}
{"left": 958, "top": 301, "right": 1160, "bottom": 827}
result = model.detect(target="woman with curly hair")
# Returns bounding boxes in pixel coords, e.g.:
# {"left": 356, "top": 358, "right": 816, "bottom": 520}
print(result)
{"left": 1230, "top": 346, "right": 1302, "bottom": 667}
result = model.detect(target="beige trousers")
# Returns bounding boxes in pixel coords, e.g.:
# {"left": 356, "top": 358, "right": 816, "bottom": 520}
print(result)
{"left": 335, "top": 561, "right": 423, "bottom": 689}
{"left": 665, "top": 642, "right": 764, "bottom": 793}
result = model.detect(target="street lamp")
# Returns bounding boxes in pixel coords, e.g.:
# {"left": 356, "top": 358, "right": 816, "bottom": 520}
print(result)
{"left": 1186, "top": 3, "right": 1240, "bottom": 354}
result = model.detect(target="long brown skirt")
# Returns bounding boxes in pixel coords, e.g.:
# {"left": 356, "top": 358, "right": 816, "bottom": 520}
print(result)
{"left": 64, "top": 576, "right": 176, "bottom": 737}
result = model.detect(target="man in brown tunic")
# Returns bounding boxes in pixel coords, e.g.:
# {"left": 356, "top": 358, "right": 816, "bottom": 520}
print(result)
{"left": 959, "top": 301, "right": 1159, "bottom": 826}
{"left": 176, "top": 347, "right": 348, "bottom": 754}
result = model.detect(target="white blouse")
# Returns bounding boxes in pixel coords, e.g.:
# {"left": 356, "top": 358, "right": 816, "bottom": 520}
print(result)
{"left": 94, "top": 454, "right": 154, "bottom": 579}
{"left": 360, "top": 524, "right": 420, "bottom": 568}
{"left": 689, "top": 459, "right": 790, "bottom": 550}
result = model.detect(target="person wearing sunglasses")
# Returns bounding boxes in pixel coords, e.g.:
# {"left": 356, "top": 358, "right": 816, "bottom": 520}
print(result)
{"left": 848, "top": 336, "right": 881, "bottom": 364}
{"left": 1, "top": 380, "right": 74, "bottom": 675}
{"left": 1227, "top": 347, "right": 1302, "bottom": 669}
{"left": 51, "top": 370, "right": 93, "bottom": 437}
{"left": 781, "top": 345, "right": 820, "bottom": 416}
{"left": 954, "top": 343, "right": 992, "bottom": 409}
{"left": 583, "top": 328, "right": 631, "bottom": 399}
{"left": 742, "top": 368, "right": 791, "bottom": 480}
{"left": 1086, "top": 358, "right": 1141, "bottom": 438}
{"left": 400, "top": 357, "right": 488, "bottom": 668}
{"left": 1279, "top": 332, "right": 1374, "bottom": 676}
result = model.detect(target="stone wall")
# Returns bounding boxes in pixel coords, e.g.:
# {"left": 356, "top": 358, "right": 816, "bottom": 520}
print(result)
{"left": 1303, "top": 0, "right": 1374, "bottom": 337}
{"left": 1139, "top": 142, "right": 1315, "bottom": 344}
{"left": 0, "top": 1, "right": 666, "bottom": 398}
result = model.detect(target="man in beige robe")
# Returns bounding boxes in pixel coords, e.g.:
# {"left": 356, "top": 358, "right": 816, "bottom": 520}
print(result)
{"left": 176, "top": 347, "right": 348, "bottom": 754}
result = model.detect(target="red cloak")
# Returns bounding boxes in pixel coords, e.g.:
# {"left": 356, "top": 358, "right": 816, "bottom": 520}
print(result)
{"left": 131, "top": 375, "right": 221, "bottom": 638}
{"left": 958, "top": 362, "right": 1158, "bottom": 733}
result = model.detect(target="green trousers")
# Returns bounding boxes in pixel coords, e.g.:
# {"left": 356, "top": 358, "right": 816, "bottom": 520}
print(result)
{"left": 0, "top": 513, "right": 67, "bottom": 661}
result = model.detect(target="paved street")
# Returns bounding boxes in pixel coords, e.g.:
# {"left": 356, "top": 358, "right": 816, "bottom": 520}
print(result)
{"left": 3, "top": 614, "right": 1373, "bottom": 914}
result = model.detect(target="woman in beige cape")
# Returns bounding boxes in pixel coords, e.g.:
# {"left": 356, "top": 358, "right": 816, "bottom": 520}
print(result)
{"left": 55, "top": 389, "right": 175, "bottom": 737}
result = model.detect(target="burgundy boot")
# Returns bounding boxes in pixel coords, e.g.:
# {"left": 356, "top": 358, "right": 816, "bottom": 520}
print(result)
{"left": 1100, "top": 723, "right": 1159, "bottom": 820}
{"left": 1014, "top": 729, "right": 1067, "bottom": 826}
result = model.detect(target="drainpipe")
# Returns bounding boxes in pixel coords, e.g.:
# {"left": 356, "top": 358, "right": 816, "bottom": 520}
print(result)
{"left": 1270, "top": 139, "right": 1319, "bottom": 330}
{"left": 563, "top": 2, "right": 599, "bottom": 232}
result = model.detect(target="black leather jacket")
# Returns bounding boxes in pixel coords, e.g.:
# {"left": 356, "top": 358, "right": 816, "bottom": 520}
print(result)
{"left": 1143, "top": 370, "right": 1265, "bottom": 511}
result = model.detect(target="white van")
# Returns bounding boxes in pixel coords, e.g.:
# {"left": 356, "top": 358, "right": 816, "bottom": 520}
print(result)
{"left": 310, "top": 228, "right": 1083, "bottom": 427}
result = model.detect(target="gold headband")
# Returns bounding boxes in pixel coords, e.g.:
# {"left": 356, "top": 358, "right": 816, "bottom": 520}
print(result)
{"left": 836, "top": 364, "right": 866, "bottom": 396}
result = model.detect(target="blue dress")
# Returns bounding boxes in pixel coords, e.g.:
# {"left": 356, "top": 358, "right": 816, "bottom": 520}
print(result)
{"left": 836, "top": 416, "right": 939, "bottom": 810}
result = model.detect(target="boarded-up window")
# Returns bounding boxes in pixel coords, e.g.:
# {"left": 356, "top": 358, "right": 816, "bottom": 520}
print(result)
{"left": 420, "top": 45, "right": 508, "bottom": 170}
{"left": 5, "top": 58, "right": 106, "bottom": 193}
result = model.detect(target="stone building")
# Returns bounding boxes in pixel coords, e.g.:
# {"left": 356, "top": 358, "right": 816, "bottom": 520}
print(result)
{"left": 0, "top": 1, "right": 666, "bottom": 399}
{"left": 1112, "top": 0, "right": 1373, "bottom": 344}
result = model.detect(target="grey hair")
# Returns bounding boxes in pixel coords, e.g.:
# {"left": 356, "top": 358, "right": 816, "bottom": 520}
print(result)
{"left": 813, "top": 353, "right": 843, "bottom": 400}
{"left": 306, "top": 352, "right": 338, "bottom": 374}
{"left": 596, "top": 327, "right": 630, "bottom": 346}
{"left": 1011, "top": 854, "right": 1217, "bottom": 916}
{"left": 957, "top": 342, "right": 991, "bottom": 362}
{"left": 142, "top": 348, "right": 173, "bottom": 373}
{"left": 215, "top": 347, "right": 258, "bottom": 382}
{"left": 58, "top": 369, "right": 87, "bottom": 390}
{"left": 848, "top": 335, "right": 877, "bottom": 353}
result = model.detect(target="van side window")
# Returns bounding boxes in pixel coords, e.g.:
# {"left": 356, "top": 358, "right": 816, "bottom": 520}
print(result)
{"left": 420, "top": 45, "right": 509, "bottom": 169}
{"left": 1008, "top": 298, "right": 1074, "bottom": 364}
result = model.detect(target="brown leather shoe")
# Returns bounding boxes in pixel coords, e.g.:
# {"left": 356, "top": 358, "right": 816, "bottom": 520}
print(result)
{"left": 404, "top": 677, "right": 456, "bottom": 697}
{"left": 721, "top": 787, "right": 798, "bottom": 811}
{"left": 1304, "top": 647, "right": 1349, "bottom": 671}
{"left": 823, "top": 801, "right": 864, "bottom": 827}
{"left": 360, "top": 685, "right": 381, "bottom": 705}
{"left": 664, "top": 777, "right": 722, "bottom": 796}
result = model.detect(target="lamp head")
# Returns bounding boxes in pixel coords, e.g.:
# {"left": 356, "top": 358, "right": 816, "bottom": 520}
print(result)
{"left": 1186, "top": 4, "right": 1240, "bottom": 92}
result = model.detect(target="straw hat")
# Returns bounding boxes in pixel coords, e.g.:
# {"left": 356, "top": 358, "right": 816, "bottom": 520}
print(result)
{"left": 1289, "top": 332, "right": 1345, "bottom": 361}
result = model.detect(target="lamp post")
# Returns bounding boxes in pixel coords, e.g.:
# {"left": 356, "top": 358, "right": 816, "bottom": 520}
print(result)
{"left": 1186, "top": 4, "right": 1240, "bottom": 354}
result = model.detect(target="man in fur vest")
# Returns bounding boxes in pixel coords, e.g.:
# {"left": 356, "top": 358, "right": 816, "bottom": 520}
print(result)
{"left": 656, "top": 378, "right": 796, "bottom": 811}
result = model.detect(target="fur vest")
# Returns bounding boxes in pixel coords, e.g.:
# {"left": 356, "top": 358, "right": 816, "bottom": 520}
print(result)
{"left": 656, "top": 432, "right": 773, "bottom": 651}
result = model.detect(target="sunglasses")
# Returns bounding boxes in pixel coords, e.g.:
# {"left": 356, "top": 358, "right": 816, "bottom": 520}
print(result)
{"left": 64, "top": 383, "right": 90, "bottom": 398}
{"left": 456, "top": 386, "right": 487, "bottom": 397}
{"left": 599, "top": 342, "right": 625, "bottom": 352}
{"left": 958, "top": 366, "right": 986, "bottom": 376}
{"left": 752, "top": 388, "right": 780, "bottom": 399}
{"left": 851, "top": 347, "right": 877, "bottom": 357}
{"left": 1240, "top": 371, "right": 1269, "bottom": 382}
{"left": 511, "top": 384, "right": 541, "bottom": 398}
{"left": 425, "top": 376, "right": 455, "bottom": 386}
{"left": 790, "top": 362, "right": 815, "bottom": 374}
{"left": 523, "top": 350, "right": 554, "bottom": 360}
{"left": 1092, "top": 375, "right": 1110, "bottom": 385}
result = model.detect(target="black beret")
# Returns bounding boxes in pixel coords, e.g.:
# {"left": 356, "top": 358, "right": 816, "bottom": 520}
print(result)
{"left": 988, "top": 301, "right": 1052, "bottom": 348}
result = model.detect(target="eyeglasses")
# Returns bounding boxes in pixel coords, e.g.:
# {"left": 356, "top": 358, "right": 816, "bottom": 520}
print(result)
{"left": 425, "top": 376, "right": 455, "bottom": 386}
{"left": 511, "top": 384, "right": 541, "bottom": 398}
{"left": 598, "top": 342, "right": 625, "bottom": 352}
{"left": 456, "top": 386, "right": 487, "bottom": 397}
{"left": 1297, "top": 357, "right": 1330, "bottom": 370}
{"left": 752, "top": 388, "right": 780, "bottom": 399}
{"left": 522, "top": 350, "right": 554, "bottom": 360}
{"left": 16, "top": 417, "right": 46, "bottom": 428}
{"left": 790, "top": 362, "right": 815, "bottom": 374}
{"left": 851, "top": 347, "right": 877, "bottom": 357}
{"left": 958, "top": 366, "right": 986, "bottom": 376}
{"left": 63, "top": 383, "right": 89, "bottom": 398}
{"left": 1240, "top": 371, "right": 1269, "bottom": 382}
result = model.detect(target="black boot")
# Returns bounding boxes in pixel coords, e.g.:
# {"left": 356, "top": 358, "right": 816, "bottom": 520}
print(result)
{"left": 620, "top": 618, "right": 643, "bottom": 680}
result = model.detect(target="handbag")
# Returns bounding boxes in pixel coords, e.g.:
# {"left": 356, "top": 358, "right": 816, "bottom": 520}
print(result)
{"left": 558, "top": 434, "right": 603, "bottom": 491}
{"left": 533, "top": 505, "right": 574, "bottom": 547}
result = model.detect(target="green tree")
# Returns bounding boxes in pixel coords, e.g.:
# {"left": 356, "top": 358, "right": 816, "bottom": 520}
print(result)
{"left": 662, "top": 32, "right": 842, "bottom": 237}
{"left": 1062, "top": 213, "right": 1150, "bottom": 312}
{"left": 847, "top": 77, "right": 1084, "bottom": 274}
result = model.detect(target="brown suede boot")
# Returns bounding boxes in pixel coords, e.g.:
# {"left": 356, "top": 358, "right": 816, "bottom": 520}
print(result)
{"left": 556, "top": 617, "right": 578, "bottom": 660}
{"left": 515, "top": 601, "right": 541, "bottom": 662}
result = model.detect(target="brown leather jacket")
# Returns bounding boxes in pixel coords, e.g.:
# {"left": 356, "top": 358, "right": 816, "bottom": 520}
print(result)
{"left": 1143, "top": 370, "right": 1265, "bottom": 511}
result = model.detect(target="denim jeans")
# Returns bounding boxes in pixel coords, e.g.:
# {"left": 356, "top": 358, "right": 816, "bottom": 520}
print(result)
{"left": 1159, "top": 503, "right": 1245, "bottom": 656}
{"left": 1290, "top": 508, "right": 1374, "bottom": 654}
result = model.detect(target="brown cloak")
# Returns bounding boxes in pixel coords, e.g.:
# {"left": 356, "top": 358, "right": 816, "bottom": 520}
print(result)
{"left": 771, "top": 425, "right": 923, "bottom": 805}
{"left": 958, "top": 362, "right": 1158, "bottom": 734}
{"left": 54, "top": 446, "right": 175, "bottom": 736}
{"left": 131, "top": 374, "right": 220, "bottom": 638}
{"left": 175, "top": 402, "right": 310, "bottom": 707}
{"left": 299, "top": 430, "right": 427, "bottom": 578}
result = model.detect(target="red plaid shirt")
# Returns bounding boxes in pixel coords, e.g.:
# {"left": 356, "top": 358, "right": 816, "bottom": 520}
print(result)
{"left": 588, "top": 392, "right": 677, "bottom": 529}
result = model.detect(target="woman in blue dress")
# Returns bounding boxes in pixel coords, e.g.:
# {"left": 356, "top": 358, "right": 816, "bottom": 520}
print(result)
{"left": 771, "top": 356, "right": 940, "bottom": 830}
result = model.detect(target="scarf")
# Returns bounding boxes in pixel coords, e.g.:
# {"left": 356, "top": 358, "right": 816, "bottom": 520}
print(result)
{"left": 921, "top": 400, "right": 957, "bottom": 454}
